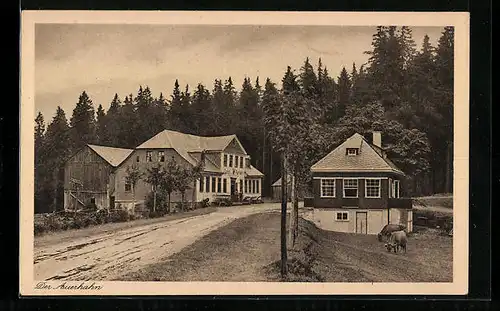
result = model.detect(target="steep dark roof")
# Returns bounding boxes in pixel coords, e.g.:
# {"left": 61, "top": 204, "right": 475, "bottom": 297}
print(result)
{"left": 310, "top": 133, "right": 405, "bottom": 176}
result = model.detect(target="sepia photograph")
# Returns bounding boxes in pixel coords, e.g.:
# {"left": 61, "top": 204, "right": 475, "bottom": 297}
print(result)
{"left": 20, "top": 11, "right": 469, "bottom": 296}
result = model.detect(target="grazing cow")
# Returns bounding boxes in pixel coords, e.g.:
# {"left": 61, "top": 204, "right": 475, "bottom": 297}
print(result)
{"left": 384, "top": 230, "right": 408, "bottom": 253}
{"left": 377, "top": 224, "right": 407, "bottom": 242}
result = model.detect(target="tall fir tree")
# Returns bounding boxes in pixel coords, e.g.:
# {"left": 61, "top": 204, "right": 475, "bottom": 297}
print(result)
{"left": 103, "top": 94, "right": 122, "bottom": 146}
{"left": 298, "top": 57, "right": 318, "bottom": 98}
{"left": 191, "top": 83, "right": 212, "bottom": 135}
{"left": 45, "top": 106, "right": 71, "bottom": 211}
{"left": 180, "top": 85, "right": 193, "bottom": 134}
{"left": 95, "top": 104, "right": 106, "bottom": 144}
{"left": 282, "top": 66, "right": 300, "bottom": 95}
{"left": 70, "top": 91, "right": 96, "bottom": 150}
{"left": 434, "top": 26, "right": 454, "bottom": 193}
{"left": 336, "top": 66, "right": 351, "bottom": 119}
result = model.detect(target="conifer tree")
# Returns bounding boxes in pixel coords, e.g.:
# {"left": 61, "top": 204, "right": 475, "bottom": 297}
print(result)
{"left": 104, "top": 94, "right": 122, "bottom": 146}
{"left": 298, "top": 57, "right": 318, "bottom": 98}
{"left": 191, "top": 83, "right": 212, "bottom": 135}
{"left": 45, "top": 106, "right": 71, "bottom": 211}
{"left": 95, "top": 104, "right": 106, "bottom": 144}
{"left": 336, "top": 66, "right": 351, "bottom": 119}
{"left": 70, "top": 91, "right": 96, "bottom": 150}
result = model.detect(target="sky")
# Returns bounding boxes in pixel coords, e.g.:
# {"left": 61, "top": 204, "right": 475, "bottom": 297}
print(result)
{"left": 35, "top": 24, "right": 444, "bottom": 121}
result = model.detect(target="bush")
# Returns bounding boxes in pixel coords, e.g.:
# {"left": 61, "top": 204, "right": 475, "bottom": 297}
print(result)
{"left": 107, "top": 209, "right": 130, "bottom": 223}
{"left": 175, "top": 201, "right": 189, "bottom": 211}
{"left": 198, "top": 198, "right": 210, "bottom": 208}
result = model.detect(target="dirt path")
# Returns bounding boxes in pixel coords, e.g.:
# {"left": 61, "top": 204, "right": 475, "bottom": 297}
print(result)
{"left": 119, "top": 211, "right": 283, "bottom": 281}
{"left": 33, "top": 204, "right": 280, "bottom": 281}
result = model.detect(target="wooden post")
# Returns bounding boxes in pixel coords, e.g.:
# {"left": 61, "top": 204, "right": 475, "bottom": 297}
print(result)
{"left": 280, "top": 153, "right": 288, "bottom": 278}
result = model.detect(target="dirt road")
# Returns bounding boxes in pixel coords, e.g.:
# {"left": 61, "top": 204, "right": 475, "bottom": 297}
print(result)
{"left": 34, "top": 204, "right": 280, "bottom": 281}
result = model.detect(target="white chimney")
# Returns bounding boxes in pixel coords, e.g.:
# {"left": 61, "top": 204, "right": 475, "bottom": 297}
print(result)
{"left": 372, "top": 131, "right": 382, "bottom": 148}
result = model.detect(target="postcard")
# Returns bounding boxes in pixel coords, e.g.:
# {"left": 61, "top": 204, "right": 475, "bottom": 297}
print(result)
{"left": 20, "top": 10, "right": 469, "bottom": 296}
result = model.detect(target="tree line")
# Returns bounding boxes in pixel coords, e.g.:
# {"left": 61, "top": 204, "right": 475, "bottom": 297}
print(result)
{"left": 34, "top": 26, "right": 454, "bottom": 213}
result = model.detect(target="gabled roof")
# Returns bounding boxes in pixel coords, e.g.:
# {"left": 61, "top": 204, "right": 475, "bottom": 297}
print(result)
{"left": 246, "top": 165, "right": 264, "bottom": 178}
{"left": 310, "top": 133, "right": 405, "bottom": 176}
{"left": 88, "top": 144, "right": 134, "bottom": 167}
{"left": 272, "top": 177, "right": 292, "bottom": 187}
{"left": 136, "top": 130, "right": 243, "bottom": 166}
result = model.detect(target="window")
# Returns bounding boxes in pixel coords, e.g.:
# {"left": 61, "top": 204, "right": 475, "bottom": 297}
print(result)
{"left": 246, "top": 158, "right": 250, "bottom": 168}
{"left": 393, "top": 180, "right": 400, "bottom": 198}
{"left": 146, "top": 151, "right": 153, "bottom": 162}
{"left": 365, "top": 179, "right": 381, "bottom": 198}
{"left": 256, "top": 180, "right": 260, "bottom": 194}
{"left": 343, "top": 179, "right": 358, "bottom": 198}
{"left": 335, "top": 211, "right": 349, "bottom": 221}
{"left": 136, "top": 155, "right": 140, "bottom": 162}
{"left": 245, "top": 180, "right": 248, "bottom": 193}
{"left": 239, "top": 180, "right": 243, "bottom": 193}
{"left": 223, "top": 178, "right": 227, "bottom": 193}
{"left": 320, "top": 178, "right": 336, "bottom": 197}
{"left": 388, "top": 178, "right": 393, "bottom": 198}
{"left": 158, "top": 151, "right": 165, "bottom": 162}
{"left": 217, "top": 178, "right": 222, "bottom": 193}
{"left": 212, "top": 177, "right": 216, "bottom": 192}
{"left": 235, "top": 156, "right": 239, "bottom": 168}
{"left": 229, "top": 155, "right": 233, "bottom": 167}
{"left": 346, "top": 148, "right": 359, "bottom": 156}
{"left": 205, "top": 176, "right": 210, "bottom": 192}
{"left": 240, "top": 157, "right": 244, "bottom": 168}
{"left": 223, "top": 154, "right": 228, "bottom": 167}
{"left": 199, "top": 177, "right": 204, "bottom": 192}
{"left": 125, "top": 180, "right": 132, "bottom": 192}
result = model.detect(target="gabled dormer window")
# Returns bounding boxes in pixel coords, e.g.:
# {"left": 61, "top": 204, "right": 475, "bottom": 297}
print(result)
{"left": 346, "top": 148, "right": 359, "bottom": 156}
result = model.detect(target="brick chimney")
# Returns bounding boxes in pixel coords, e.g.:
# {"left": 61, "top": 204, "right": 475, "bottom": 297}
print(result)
{"left": 372, "top": 131, "right": 382, "bottom": 148}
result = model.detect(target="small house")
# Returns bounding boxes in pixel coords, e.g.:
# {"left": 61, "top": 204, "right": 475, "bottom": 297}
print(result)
{"left": 309, "top": 131, "right": 413, "bottom": 235}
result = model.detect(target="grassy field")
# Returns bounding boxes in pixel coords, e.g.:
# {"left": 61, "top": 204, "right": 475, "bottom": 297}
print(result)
{"left": 413, "top": 194, "right": 453, "bottom": 209}
{"left": 119, "top": 212, "right": 453, "bottom": 282}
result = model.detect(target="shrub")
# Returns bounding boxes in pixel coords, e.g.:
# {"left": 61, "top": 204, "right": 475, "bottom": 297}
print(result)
{"left": 175, "top": 202, "right": 189, "bottom": 211}
{"left": 145, "top": 191, "right": 171, "bottom": 213}
{"left": 107, "top": 209, "right": 130, "bottom": 223}
{"left": 198, "top": 198, "right": 210, "bottom": 208}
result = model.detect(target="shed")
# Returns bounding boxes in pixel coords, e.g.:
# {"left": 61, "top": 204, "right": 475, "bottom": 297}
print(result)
{"left": 271, "top": 177, "right": 292, "bottom": 202}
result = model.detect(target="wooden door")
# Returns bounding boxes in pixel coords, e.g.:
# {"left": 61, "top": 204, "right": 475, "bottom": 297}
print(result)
{"left": 356, "top": 212, "right": 368, "bottom": 234}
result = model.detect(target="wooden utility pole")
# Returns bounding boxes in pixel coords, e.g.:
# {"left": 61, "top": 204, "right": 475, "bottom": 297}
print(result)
{"left": 280, "top": 153, "right": 288, "bottom": 278}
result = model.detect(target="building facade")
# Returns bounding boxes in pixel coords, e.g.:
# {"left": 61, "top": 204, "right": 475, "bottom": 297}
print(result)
{"left": 63, "top": 130, "right": 264, "bottom": 212}
{"left": 309, "top": 131, "right": 413, "bottom": 235}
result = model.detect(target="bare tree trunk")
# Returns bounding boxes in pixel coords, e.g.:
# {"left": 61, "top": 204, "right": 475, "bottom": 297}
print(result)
{"left": 280, "top": 153, "right": 288, "bottom": 279}
{"left": 132, "top": 185, "right": 136, "bottom": 215}
{"left": 167, "top": 193, "right": 171, "bottom": 214}
{"left": 153, "top": 189, "right": 157, "bottom": 213}
{"left": 288, "top": 173, "right": 298, "bottom": 248}
{"left": 52, "top": 171, "right": 58, "bottom": 213}
{"left": 191, "top": 180, "right": 197, "bottom": 210}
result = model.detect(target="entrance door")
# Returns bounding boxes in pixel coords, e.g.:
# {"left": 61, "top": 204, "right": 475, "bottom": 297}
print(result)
{"left": 230, "top": 178, "right": 238, "bottom": 201}
{"left": 356, "top": 212, "right": 368, "bottom": 234}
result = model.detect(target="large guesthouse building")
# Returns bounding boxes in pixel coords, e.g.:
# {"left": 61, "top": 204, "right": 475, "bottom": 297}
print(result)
{"left": 63, "top": 130, "right": 264, "bottom": 211}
